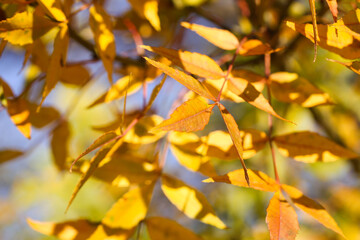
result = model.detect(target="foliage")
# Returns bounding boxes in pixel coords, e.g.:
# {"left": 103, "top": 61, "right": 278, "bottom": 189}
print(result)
{"left": 1, "top": 0, "right": 360, "bottom": 239}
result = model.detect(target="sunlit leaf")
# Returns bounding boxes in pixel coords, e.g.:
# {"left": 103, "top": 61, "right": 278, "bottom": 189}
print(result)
{"left": 0, "top": 150, "right": 23, "bottom": 164}
{"left": 238, "top": 39, "right": 277, "bottom": 56}
{"left": 230, "top": 69, "right": 265, "bottom": 91}
{"left": 37, "top": 0, "right": 67, "bottom": 22}
{"left": 219, "top": 104, "right": 249, "bottom": 184}
{"left": 282, "top": 184, "right": 346, "bottom": 238}
{"left": 0, "top": 9, "right": 58, "bottom": 46}
{"left": 90, "top": 4, "right": 116, "bottom": 83}
{"left": 40, "top": 24, "right": 69, "bottom": 107}
{"left": 161, "top": 174, "right": 227, "bottom": 229}
{"left": 153, "top": 97, "right": 215, "bottom": 132}
{"left": 142, "top": 45, "right": 224, "bottom": 79}
{"left": 128, "top": 0, "right": 161, "bottom": 31}
{"left": 266, "top": 191, "right": 299, "bottom": 240}
{"left": 270, "top": 72, "right": 333, "bottom": 107}
{"left": 228, "top": 77, "right": 289, "bottom": 122}
{"left": 273, "top": 131, "right": 359, "bottom": 163}
{"left": 124, "top": 115, "right": 165, "bottom": 144}
{"left": 144, "top": 57, "right": 216, "bottom": 100}
{"left": 71, "top": 131, "right": 118, "bottom": 170}
{"left": 0, "top": 78, "right": 31, "bottom": 139}
{"left": 146, "top": 217, "right": 203, "bottom": 240}
{"left": 286, "top": 9, "right": 360, "bottom": 59}
{"left": 51, "top": 120, "right": 70, "bottom": 170}
{"left": 204, "top": 169, "right": 280, "bottom": 192}
{"left": 87, "top": 224, "right": 135, "bottom": 240}
{"left": 27, "top": 218, "right": 98, "bottom": 240}
{"left": 181, "top": 22, "right": 239, "bottom": 50}
{"left": 325, "top": 0, "right": 338, "bottom": 22}
{"left": 102, "top": 183, "right": 155, "bottom": 229}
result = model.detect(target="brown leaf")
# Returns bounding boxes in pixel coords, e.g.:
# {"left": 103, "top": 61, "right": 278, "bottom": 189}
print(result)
{"left": 266, "top": 191, "right": 299, "bottom": 240}
{"left": 29, "top": 103, "right": 60, "bottom": 128}
{"left": 153, "top": 97, "right": 215, "bottom": 132}
{"left": 0, "top": 150, "right": 23, "bottom": 164}
{"left": 283, "top": 184, "right": 346, "bottom": 238}
{"left": 203, "top": 169, "right": 280, "bottom": 192}
{"left": 144, "top": 57, "right": 216, "bottom": 100}
{"left": 51, "top": 120, "right": 70, "bottom": 170}
{"left": 273, "top": 131, "right": 359, "bottom": 163}
{"left": 181, "top": 22, "right": 239, "bottom": 50}
{"left": 142, "top": 45, "right": 224, "bottom": 79}
{"left": 326, "top": 0, "right": 338, "bottom": 22}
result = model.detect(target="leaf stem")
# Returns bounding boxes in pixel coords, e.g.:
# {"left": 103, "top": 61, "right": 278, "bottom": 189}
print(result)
{"left": 265, "top": 53, "right": 280, "bottom": 184}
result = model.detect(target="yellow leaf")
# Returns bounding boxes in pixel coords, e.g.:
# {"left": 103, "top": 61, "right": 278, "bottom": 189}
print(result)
{"left": 0, "top": 78, "right": 31, "bottom": 139}
{"left": 29, "top": 103, "right": 60, "bottom": 128}
{"left": 230, "top": 69, "right": 265, "bottom": 92}
{"left": 286, "top": 9, "right": 360, "bottom": 59}
{"left": 266, "top": 191, "right": 299, "bottom": 240}
{"left": 40, "top": 24, "right": 69, "bottom": 107}
{"left": 128, "top": 0, "right": 161, "bottom": 31}
{"left": 228, "top": 77, "right": 289, "bottom": 122}
{"left": 181, "top": 22, "right": 239, "bottom": 50}
{"left": 37, "top": 0, "right": 67, "bottom": 22}
{"left": 87, "top": 225, "right": 135, "bottom": 240}
{"left": 90, "top": 4, "right": 116, "bottom": 83}
{"left": 238, "top": 39, "right": 275, "bottom": 56}
{"left": 27, "top": 218, "right": 98, "bottom": 240}
{"left": 327, "top": 59, "right": 360, "bottom": 75}
{"left": 144, "top": 74, "right": 166, "bottom": 113}
{"left": 203, "top": 169, "right": 280, "bottom": 192}
{"left": 282, "top": 184, "right": 346, "bottom": 238}
{"left": 0, "top": 9, "right": 58, "bottom": 46}
{"left": 51, "top": 120, "right": 70, "bottom": 170}
{"left": 0, "top": 150, "right": 23, "bottom": 164}
{"left": 219, "top": 104, "right": 249, "bottom": 184}
{"left": 154, "top": 97, "right": 215, "bottom": 132}
{"left": 270, "top": 72, "right": 333, "bottom": 107}
{"left": 124, "top": 115, "right": 165, "bottom": 144}
{"left": 88, "top": 75, "right": 143, "bottom": 109}
{"left": 161, "top": 174, "right": 227, "bottom": 229}
{"left": 325, "top": 0, "right": 338, "bottom": 22}
{"left": 204, "top": 78, "right": 244, "bottom": 102}
{"left": 144, "top": 57, "right": 216, "bottom": 100}
{"left": 102, "top": 183, "right": 155, "bottom": 229}
{"left": 273, "top": 131, "right": 359, "bottom": 163}
{"left": 146, "top": 217, "right": 203, "bottom": 240}
{"left": 142, "top": 45, "right": 224, "bottom": 79}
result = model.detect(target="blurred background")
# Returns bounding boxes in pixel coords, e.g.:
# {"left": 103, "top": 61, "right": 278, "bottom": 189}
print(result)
{"left": 1, "top": 0, "right": 360, "bottom": 239}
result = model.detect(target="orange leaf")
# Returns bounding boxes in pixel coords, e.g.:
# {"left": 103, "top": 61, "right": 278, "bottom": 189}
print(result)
{"left": 154, "top": 97, "right": 215, "bottom": 132}
{"left": 273, "top": 131, "right": 359, "bottom": 163}
{"left": 203, "top": 169, "right": 279, "bottom": 192}
{"left": 51, "top": 120, "right": 70, "bottom": 170}
{"left": 266, "top": 191, "right": 299, "bottom": 240}
{"left": 219, "top": 104, "right": 249, "bottom": 184}
{"left": 227, "top": 77, "right": 290, "bottom": 122}
{"left": 144, "top": 57, "right": 216, "bottom": 100}
{"left": 282, "top": 184, "right": 346, "bottom": 238}
{"left": 326, "top": 0, "right": 338, "bottom": 22}
{"left": 0, "top": 150, "right": 23, "bottom": 164}
{"left": 181, "top": 22, "right": 239, "bottom": 50}
{"left": 239, "top": 39, "right": 276, "bottom": 56}
{"left": 142, "top": 45, "right": 224, "bottom": 79}
{"left": 146, "top": 217, "right": 203, "bottom": 240}
{"left": 270, "top": 72, "right": 333, "bottom": 107}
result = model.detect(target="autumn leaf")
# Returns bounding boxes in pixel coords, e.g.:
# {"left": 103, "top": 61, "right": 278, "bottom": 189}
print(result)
{"left": 161, "top": 174, "right": 227, "bottom": 229}
{"left": 144, "top": 74, "right": 166, "bottom": 113}
{"left": 146, "top": 217, "right": 203, "bottom": 240}
{"left": 0, "top": 78, "right": 31, "bottom": 139}
{"left": 266, "top": 191, "right": 299, "bottom": 240}
{"left": 144, "top": 57, "right": 216, "bottom": 100}
{"left": 181, "top": 22, "right": 239, "bottom": 50}
{"left": 128, "top": 0, "right": 161, "bottom": 31}
{"left": 204, "top": 169, "right": 280, "bottom": 192}
{"left": 285, "top": 9, "right": 360, "bottom": 59}
{"left": 102, "top": 183, "right": 155, "bottom": 229}
{"left": 0, "top": 9, "right": 58, "bottom": 46}
{"left": 87, "top": 225, "right": 135, "bottom": 240}
{"left": 0, "top": 150, "right": 23, "bottom": 164}
{"left": 90, "top": 3, "right": 116, "bottom": 83}
{"left": 227, "top": 76, "right": 289, "bottom": 122}
{"left": 273, "top": 131, "right": 359, "bottom": 163}
{"left": 51, "top": 120, "right": 70, "bottom": 170}
{"left": 219, "top": 104, "right": 249, "bottom": 184}
{"left": 238, "top": 39, "right": 277, "bottom": 56}
{"left": 326, "top": 0, "right": 338, "bottom": 22}
{"left": 29, "top": 103, "right": 60, "bottom": 128}
{"left": 153, "top": 97, "right": 215, "bottom": 132}
{"left": 37, "top": 0, "right": 67, "bottom": 22}
{"left": 124, "top": 115, "right": 165, "bottom": 144}
{"left": 270, "top": 72, "right": 333, "bottom": 107}
{"left": 282, "top": 184, "right": 346, "bottom": 238}
{"left": 327, "top": 59, "right": 360, "bottom": 75}
{"left": 60, "top": 65, "right": 90, "bottom": 86}
{"left": 142, "top": 45, "right": 224, "bottom": 79}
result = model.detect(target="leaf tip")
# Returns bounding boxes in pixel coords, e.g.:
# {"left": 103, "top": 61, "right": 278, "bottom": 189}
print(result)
{"left": 202, "top": 178, "right": 214, "bottom": 183}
